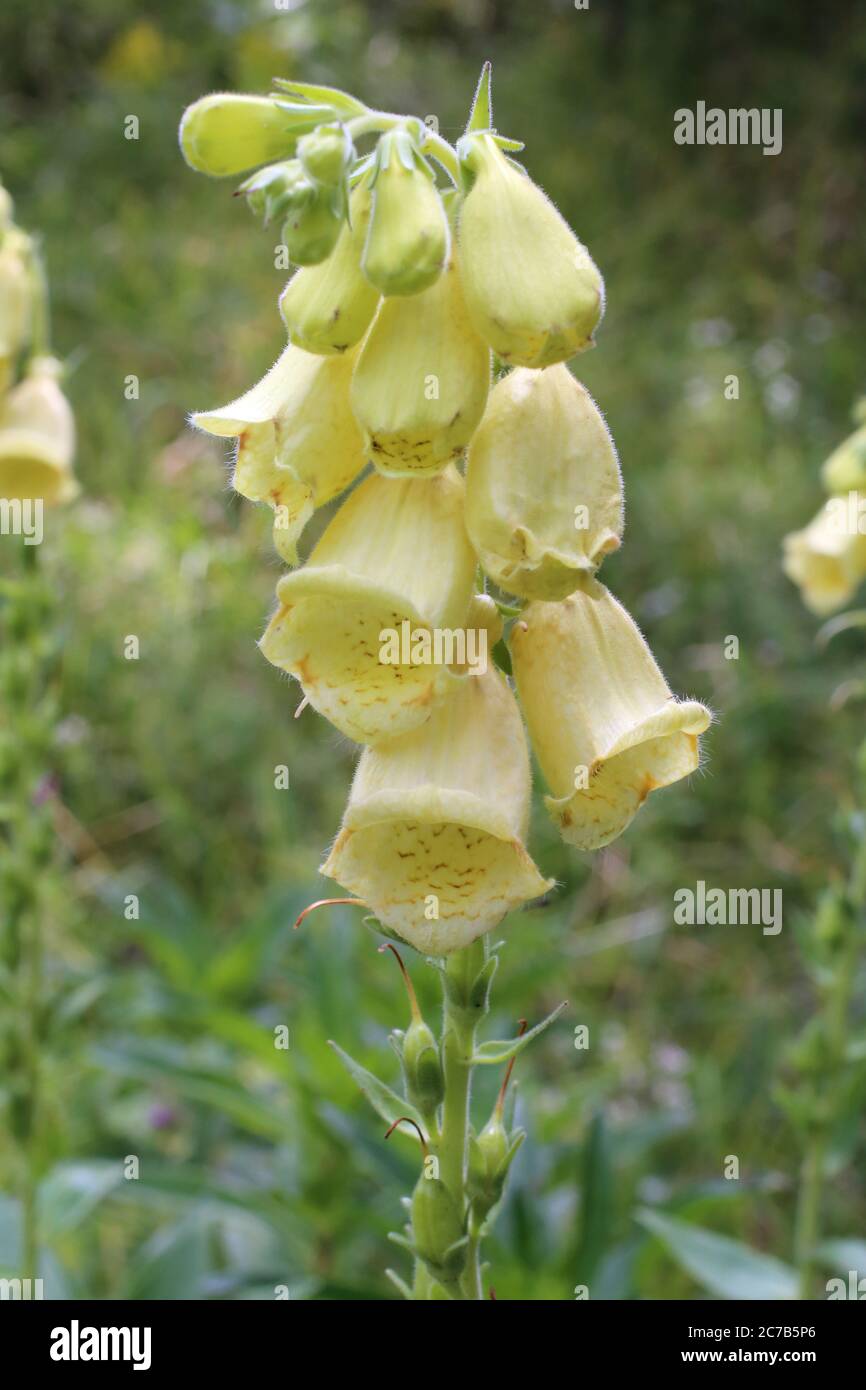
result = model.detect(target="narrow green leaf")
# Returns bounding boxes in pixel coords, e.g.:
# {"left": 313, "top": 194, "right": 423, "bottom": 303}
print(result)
{"left": 272, "top": 79, "right": 367, "bottom": 118}
{"left": 385, "top": 1268, "right": 413, "bottom": 1299}
{"left": 466, "top": 61, "right": 492, "bottom": 134}
{"left": 816, "top": 608, "right": 866, "bottom": 648}
{"left": 329, "top": 1041, "right": 424, "bottom": 1131}
{"left": 637, "top": 1209, "right": 798, "bottom": 1300}
{"left": 492, "top": 135, "right": 525, "bottom": 152}
{"left": 472, "top": 1000, "right": 568, "bottom": 1064}
{"left": 573, "top": 1112, "right": 614, "bottom": 1285}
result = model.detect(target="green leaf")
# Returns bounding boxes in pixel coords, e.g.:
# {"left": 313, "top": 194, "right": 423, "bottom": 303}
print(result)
{"left": 472, "top": 1000, "right": 568, "bottom": 1064}
{"left": 816, "top": 608, "right": 866, "bottom": 648}
{"left": 466, "top": 61, "right": 492, "bottom": 134}
{"left": 329, "top": 1041, "right": 424, "bottom": 1132}
{"left": 272, "top": 80, "right": 367, "bottom": 118}
{"left": 573, "top": 1112, "right": 614, "bottom": 1285}
{"left": 815, "top": 1238, "right": 866, "bottom": 1276}
{"left": 636, "top": 1209, "right": 798, "bottom": 1300}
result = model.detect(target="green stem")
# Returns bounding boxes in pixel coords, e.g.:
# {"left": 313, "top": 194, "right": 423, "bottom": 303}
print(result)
{"left": 346, "top": 111, "right": 460, "bottom": 184}
{"left": 794, "top": 1135, "right": 825, "bottom": 1300}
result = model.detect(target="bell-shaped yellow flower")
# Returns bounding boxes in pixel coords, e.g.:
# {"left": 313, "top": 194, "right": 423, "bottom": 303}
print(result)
{"left": 465, "top": 364, "right": 623, "bottom": 599}
{"left": 350, "top": 255, "right": 490, "bottom": 476}
{"left": 191, "top": 343, "right": 366, "bottom": 564}
{"left": 259, "top": 467, "right": 477, "bottom": 743}
{"left": 782, "top": 497, "right": 866, "bottom": 615}
{"left": 178, "top": 94, "right": 296, "bottom": 178}
{"left": 0, "top": 356, "right": 77, "bottom": 505}
{"left": 511, "top": 582, "right": 711, "bottom": 851}
{"left": 361, "top": 131, "right": 450, "bottom": 297}
{"left": 0, "top": 227, "right": 33, "bottom": 398}
{"left": 821, "top": 422, "right": 866, "bottom": 495}
{"left": 279, "top": 183, "right": 380, "bottom": 355}
{"left": 457, "top": 134, "right": 604, "bottom": 368}
{"left": 320, "top": 666, "right": 553, "bottom": 953}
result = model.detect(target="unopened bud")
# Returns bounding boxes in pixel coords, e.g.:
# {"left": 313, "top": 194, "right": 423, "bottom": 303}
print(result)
{"left": 179, "top": 94, "right": 297, "bottom": 178}
{"left": 361, "top": 130, "right": 449, "bottom": 297}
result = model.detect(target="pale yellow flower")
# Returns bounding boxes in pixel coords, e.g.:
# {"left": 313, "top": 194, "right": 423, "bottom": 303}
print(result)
{"left": 465, "top": 364, "right": 622, "bottom": 599}
{"left": 457, "top": 134, "right": 603, "bottom": 368}
{"left": 0, "top": 356, "right": 77, "bottom": 505}
{"left": 820, "top": 422, "right": 866, "bottom": 495}
{"left": 783, "top": 497, "right": 866, "bottom": 615}
{"left": 321, "top": 666, "right": 553, "bottom": 953}
{"left": 350, "top": 254, "right": 490, "bottom": 476}
{"left": 191, "top": 343, "right": 366, "bottom": 563}
{"left": 511, "top": 582, "right": 711, "bottom": 851}
{"left": 259, "top": 467, "right": 477, "bottom": 742}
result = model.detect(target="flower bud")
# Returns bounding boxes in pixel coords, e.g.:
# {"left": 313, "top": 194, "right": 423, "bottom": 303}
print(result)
{"left": 277, "top": 162, "right": 344, "bottom": 266}
{"left": 821, "top": 422, "right": 866, "bottom": 494}
{"left": 467, "top": 1115, "right": 511, "bottom": 1219}
{"left": 297, "top": 123, "right": 353, "bottom": 186}
{"left": 782, "top": 498, "right": 866, "bottom": 615}
{"left": 510, "top": 582, "right": 711, "bottom": 851}
{"left": 402, "top": 1018, "right": 445, "bottom": 1114}
{"left": 279, "top": 183, "right": 379, "bottom": 354}
{"left": 457, "top": 133, "right": 603, "bottom": 367}
{"left": 350, "top": 254, "right": 490, "bottom": 475}
{"left": 361, "top": 131, "right": 450, "bottom": 297}
{"left": 191, "top": 343, "right": 366, "bottom": 564}
{"left": 411, "top": 1170, "right": 466, "bottom": 1287}
{"left": 0, "top": 356, "right": 77, "bottom": 505}
{"left": 320, "top": 667, "right": 553, "bottom": 952}
{"left": 179, "top": 94, "right": 296, "bottom": 178}
{"left": 0, "top": 228, "right": 33, "bottom": 395}
{"left": 260, "top": 466, "right": 477, "bottom": 740}
{"left": 466, "top": 364, "right": 623, "bottom": 599}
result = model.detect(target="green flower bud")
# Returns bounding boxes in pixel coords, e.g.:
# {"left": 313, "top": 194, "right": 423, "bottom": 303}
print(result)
{"left": 279, "top": 183, "right": 379, "bottom": 354}
{"left": 467, "top": 1115, "right": 510, "bottom": 1218}
{"left": 361, "top": 130, "right": 450, "bottom": 297}
{"left": 402, "top": 1018, "right": 445, "bottom": 1115}
{"left": 179, "top": 94, "right": 297, "bottom": 178}
{"left": 298, "top": 123, "right": 354, "bottom": 186}
{"left": 457, "top": 133, "right": 604, "bottom": 367}
{"left": 280, "top": 169, "right": 344, "bottom": 266}
{"left": 350, "top": 253, "right": 490, "bottom": 475}
{"left": 411, "top": 1169, "right": 466, "bottom": 1286}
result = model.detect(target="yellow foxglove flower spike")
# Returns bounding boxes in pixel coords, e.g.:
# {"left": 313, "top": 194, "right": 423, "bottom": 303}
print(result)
{"left": 457, "top": 133, "right": 604, "bottom": 368}
{"left": 0, "top": 227, "right": 33, "bottom": 399}
{"left": 350, "top": 253, "right": 490, "bottom": 476}
{"left": 320, "top": 666, "right": 553, "bottom": 953}
{"left": 279, "top": 183, "right": 380, "bottom": 354}
{"left": 0, "top": 355, "right": 77, "bottom": 505}
{"left": 191, "top": 343, "right": 366, "bottom": 565}
{"left": 782, "top": 497, "right": 866, "bottom": 615}
{"left": 510, "top": 581, "right": 711, "bottom": 851}
{"left": 361, "top": 130, "right": 450, "bottom": 298}
{"left": 178, "top": 94, "right": 298, "bottom": 177}
{"left": 465, "top": 364, "right": 623, "bottom": 599}
{"left": 820, "top": 421, "right": 866, "bottom": 495}
{"left": 259, "top": 467, "right": 478, "bottom": 743}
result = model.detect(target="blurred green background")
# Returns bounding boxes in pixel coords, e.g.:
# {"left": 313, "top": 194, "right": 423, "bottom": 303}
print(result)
{"left": 1, "top": 0, "right": 864, "bottom": 1299}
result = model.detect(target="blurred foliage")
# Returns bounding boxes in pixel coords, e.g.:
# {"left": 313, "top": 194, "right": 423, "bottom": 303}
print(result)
{"left": 0, "top": 0, "right": 865, "bottom": 1298}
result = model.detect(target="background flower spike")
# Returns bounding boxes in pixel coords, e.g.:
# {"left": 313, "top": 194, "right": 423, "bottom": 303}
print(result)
{"left": 511, "top": 582, "right": 712, "bottom": 851}
{"left": 783, "top": 497, "right": 866, "bottom": 615}
{"left": 0, "top": 355, "right": 77, "bottom": 505}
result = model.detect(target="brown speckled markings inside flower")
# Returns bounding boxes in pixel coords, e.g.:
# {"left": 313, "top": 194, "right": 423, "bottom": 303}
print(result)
{"left": 321, "top": 666, "right": 552, "bottom": 952}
